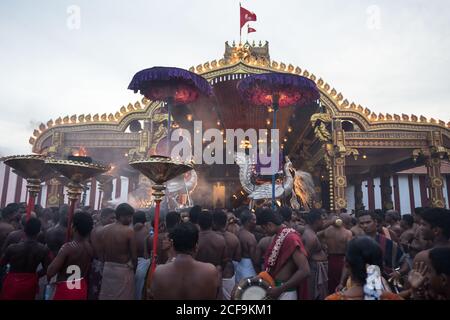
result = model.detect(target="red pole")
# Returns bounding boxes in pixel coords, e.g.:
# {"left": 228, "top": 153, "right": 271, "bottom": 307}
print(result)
{"left": 26, "top": 194, "right": 35, "bottom": 221}
{"left": 149, "top": 200, "right": 161, "bottom": 280}
{"left": 66, "top": 198, "right": 77, "bottom": 242}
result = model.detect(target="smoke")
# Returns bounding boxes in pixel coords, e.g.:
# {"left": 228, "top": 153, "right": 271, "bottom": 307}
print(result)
{"left": 190, "top": 172, "right": 214, "bottom": 209}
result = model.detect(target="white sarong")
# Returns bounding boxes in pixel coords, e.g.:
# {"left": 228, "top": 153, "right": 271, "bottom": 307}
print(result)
{"left": 279, "top": 290, "right": 298, "bottom": 300}
{"left": 235, "top": 258, "right": 256, "bottom": 283}
{"left": 222, "top": 274, "right": 235, "bottom": 300}
{"left": 134, "top": 257, "right": 150, "bottom": 300}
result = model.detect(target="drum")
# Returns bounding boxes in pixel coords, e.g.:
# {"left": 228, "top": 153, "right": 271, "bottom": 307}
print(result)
{"left": 232, "top": 277, "right": 272, "bottom": 300}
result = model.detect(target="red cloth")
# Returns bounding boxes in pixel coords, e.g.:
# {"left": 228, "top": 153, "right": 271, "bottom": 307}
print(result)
{"left": 1, "top": 272, "right": 38, "bottom": 300}
{"left": 53, "top": 278, "right": 87, "bottom": 300}
{"left": 328, "top": 254, "right": 345, "bottom": 293}
{"left": 263, "top": 227, "right": 308, "bottom": 300}
{"left": 248, "top": 26, "right": 256, "bottom": 33}
{"left": 240, "top": 6, "right": 257, "bottom": 29}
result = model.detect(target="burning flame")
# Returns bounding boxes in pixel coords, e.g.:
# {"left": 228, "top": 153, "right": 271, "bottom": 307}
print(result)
{"left": 73, "top": 146, "right": 88, "bottom": 157}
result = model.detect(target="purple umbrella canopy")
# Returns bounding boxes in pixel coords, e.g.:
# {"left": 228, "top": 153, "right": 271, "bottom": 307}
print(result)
{"left": 128, "top": 66, "right": 213, "bottom": 104}
{"left": 237, "top": 72, "right": 320, "bottom": 108}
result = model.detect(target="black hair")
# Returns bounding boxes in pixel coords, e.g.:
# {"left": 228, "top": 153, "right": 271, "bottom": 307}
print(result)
{"left": 24, "top": 217, "right": 41, "bottom": 237}
{"left": 165, "top": 211, "right": 181, "bottom": 232}
{"left": 133, "top": 210, "right": 147, "bottom": 225}
{"left": 386, "top": 210, "right": 401, "bottom": 222}
{"left": 198, "top": 210, "right": 213, "bottom": 230}
{"left": 420, "top": 208, "right": 450, "bottom": 239}
{"left": 402, "top": 214, "right": 414, "bottom": 227}
{"left": 429, "top": 247, "right": 450, "bottom": 276}
{"left": 213, "top": 209, "right": 227, "bottom": 229}
{"left": 306, "top": 209, "right": 322, "bottom": 225}
{"left": 189, "top": 205, "right": 202, "bottom": 224}
{"left": 240, "top": 209, "right": 255, "bottom": 225}
{"left": 34, "top": 205, "right": 44, "bottom": 218}
{"left": 59, "top": 204, "right": 69, "bottom": 225}
{"left": 346, "top": 236, "right": 383, "bottom": 284}
{"left": 279, "top": 207, "right": 292, "bottom": 222}
{"left": 100, "top": 207, "right": 115, "bottom": 219}
{"left": 115, "top": 203, "right": 135, "bottom": 218}
{"left": 257, "top": 208, "right": 282, "bottom": 226}
{"left": 169, "top": 222, "right": 199, "bottom": 254}
{"left": 72, "top": 211, "right": 94, "bottom": 237}
{"left": 414, "top": 207, "right": 425, "bottom": 215}
{"left": 2, "top": 203, "right": 20, "bottom": 219}
{"left": 358, "top": 210, "right": 378, "bottom": 223}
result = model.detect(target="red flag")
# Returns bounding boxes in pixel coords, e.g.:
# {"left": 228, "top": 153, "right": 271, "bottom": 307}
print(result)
{"left": 240, "top": 6, "right": 257, "bottom": 29}
{"left": 248, "top": 25, "right": 256, "bottom": 33}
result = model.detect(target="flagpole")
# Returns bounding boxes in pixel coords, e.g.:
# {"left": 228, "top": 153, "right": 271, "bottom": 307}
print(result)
{"left": 239, "top": 2, "right": 242, "bottom": 44}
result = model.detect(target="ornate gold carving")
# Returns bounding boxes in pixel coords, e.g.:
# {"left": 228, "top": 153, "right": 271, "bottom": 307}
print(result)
{"left": 336, "top": 176, "right": 346, "bottom": 187}
{"left": 336, "top": 197, "right": 347, "bottom": 209}
{"left": 432, "top": 177, "right": 443, "bottom": 188}
{"left": 310, "top": 113, "right": 332, "bottom": 143}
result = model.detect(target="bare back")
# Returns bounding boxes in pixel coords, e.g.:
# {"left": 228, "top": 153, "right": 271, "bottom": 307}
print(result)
{"left": 238, "top": 228, "right": 257, "bottom": 259}
{"left": 134, "top": 223, "right": 149, "bottom": 258}
{"left": 255, "top": 236, "right": 273, "bottom": 272}
{"left": 56, "top": 241, "right": 93, "bottom": 281}
{"left": 3, "top": 240, "right": 50, "bottom": 273}
{"left": 150, "top": 256, "right": 219, "bottom": 299}
{"left": 196, "top": 230, "right": 226, "bottom": 267}
{"left": 90, "top": 225, "right": 105, "bottom": 259}
{"left": 0, "top": 222, "right": 16, "bottom": 255}
{"left": 45, "top": 225, "right": 67, "bottom": 257}
{"left": 302, "top": 227, "right": 327, "bottom": 261}
{"left": 220, "top": 230, "right": 241, "bottom": 278}
{"left": 323, "top": 225, "right": 353, "bottom": 255}
{"left": 101, "top": 222, "right": 136, "bottom": 265}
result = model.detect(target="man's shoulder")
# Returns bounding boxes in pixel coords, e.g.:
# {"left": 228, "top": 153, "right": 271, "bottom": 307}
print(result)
{"left": 0, "top": 222, "right": 15, "bottom": 232}
{"left": 224, "top": 230, "right": 239, "bottom": 241}
{"left": 194, "top": 260, "right": 218, "bottom": 274}
{"left": 413, "top": 249, "right": 430, "bottom": 263}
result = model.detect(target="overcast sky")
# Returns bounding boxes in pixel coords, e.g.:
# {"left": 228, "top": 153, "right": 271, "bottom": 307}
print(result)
{"left": 0, "top": 0, "right": 449, "bottom": 155}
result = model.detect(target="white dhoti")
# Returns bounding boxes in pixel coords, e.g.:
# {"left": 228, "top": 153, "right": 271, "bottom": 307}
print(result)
{"left": 99, "top": 261, "right": 135, "bottom": 300}
{"left": 235, "top": 258, "right": 256, "bottom": 283}
{"left": 222, "top": 274, "right": 235, "bottom": 300}
{"left": 279, "top": 290, "right": 298, "bottom": 300}
{"left": 134, "top": 257, "right": 150, "bottom": 300}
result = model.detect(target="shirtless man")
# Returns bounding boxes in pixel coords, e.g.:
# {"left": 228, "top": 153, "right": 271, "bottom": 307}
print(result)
{"left": 86, "top": 207, "right": 115, "bottom": 300}
{"left": 0, "top": 217, "right": 50, "bottom": 300}
{"left": 195, "top": 210, "right": 226, "bottom": 269}
{"left": 212, "top": 209, "right": 241, "bottom": 300}
{"left": 1, "top": 214, "right": 27, "bottom": 252}
{"left": 99, "top": 203, "right": 137, "bottom": 300}
{"left": 149, "top": 222, "right": 220, "bottom": 299}
{"left": 400, "top": 214, "right": 416, "bottom": 252}
{"left": 133, "top": 210, "right": 150, "bottom": 300}
{"left": 236, "top": 210, "right": 258, "bottom": 282}
{"left": 255, "top": 235, "right": 273, "bottom": 273}
{"left": 302, "top": 209, "right": 328, "bottom": 299}
{"left": 45, "top": 205, "right": 69, "bottom": 258}
{"left": 226, "top": 211, "right": 240, "bottom": 236}
{"left": 350, "top": 211, "right": 365, "bottom": 237}
{"left": 0, "top": 203, "right": 20, "bottom": 255}
{"left": 318, "top": 213, "right": 352, "bottom": 293}
{"left": 47, "top": 211, "right": 94, "bottom": 300}
{"left": 386, "top": 210, "right": 402, "bottom": 242}
{"left": 258, "top": 208, "right": 310, "bottom": 300}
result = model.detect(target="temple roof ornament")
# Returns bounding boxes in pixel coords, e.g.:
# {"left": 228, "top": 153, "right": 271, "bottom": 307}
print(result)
{"left": 30, "top": 41, "right": 450, "bottom": 150}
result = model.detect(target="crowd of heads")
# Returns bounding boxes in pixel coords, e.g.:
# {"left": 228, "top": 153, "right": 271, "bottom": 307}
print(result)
{"left": 1, "top": 199, "right": 450, "bottom": 300}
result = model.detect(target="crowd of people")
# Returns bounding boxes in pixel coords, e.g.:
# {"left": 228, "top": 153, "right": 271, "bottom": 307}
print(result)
{"left": 0, "top": 201, "right": 449, "bottom": 300}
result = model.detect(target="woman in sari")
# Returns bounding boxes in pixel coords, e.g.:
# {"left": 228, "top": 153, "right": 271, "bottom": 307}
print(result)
{"left": 326, "top": 236, "right": 402, "bottom": 300}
